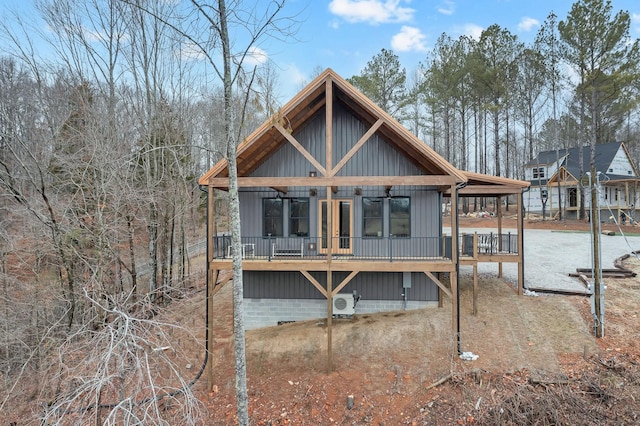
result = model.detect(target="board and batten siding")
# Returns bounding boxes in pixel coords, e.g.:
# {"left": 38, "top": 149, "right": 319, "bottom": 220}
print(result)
{"left": 238, "top": 103, "right": 442, "bottom": 241}
{"left": 242, "top": 271, "right": 439, "bottom": 329}
{"left": 250, "top": 103, "right": 426, "bottom": 179}
{"left": 244, "top": 271, "right": 438, "bottom": 301}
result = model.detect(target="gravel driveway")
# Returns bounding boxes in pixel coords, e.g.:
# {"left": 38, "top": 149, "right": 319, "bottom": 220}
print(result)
{"left": 456, "top": 227, "right": 640, "bottom": 293}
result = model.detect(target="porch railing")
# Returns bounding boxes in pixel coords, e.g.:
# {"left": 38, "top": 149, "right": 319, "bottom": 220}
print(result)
{"left": 212, "top": 235, "right": 452, "bottom": 261}
{"left": 459, "top": 232, "right": 519, "bottom": 256}
{"left": 213, "top": 233, "right": 519, "bottom": 261}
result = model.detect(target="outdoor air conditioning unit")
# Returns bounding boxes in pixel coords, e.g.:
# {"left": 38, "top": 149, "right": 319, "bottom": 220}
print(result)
{"left": 333, "top": 294, "right": 355, "bottom": 316}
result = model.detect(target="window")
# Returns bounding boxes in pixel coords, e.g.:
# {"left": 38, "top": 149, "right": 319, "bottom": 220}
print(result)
{"left": 289, "top": 198, "right": 309, "bottom": 236}
{"left": 568, "top": 188, "right": 578, "bottom": 207}
{"left": 532, "top": 167, "right": 545, "bottom": 179}
{"left": 390, "top": 197, "right": 410, "bottom": 237}
{"left": 263, "top": 198, "right": 283, "bottom": 236}
{"left": 363, "top": 197, "right": 383, "bottom": 237}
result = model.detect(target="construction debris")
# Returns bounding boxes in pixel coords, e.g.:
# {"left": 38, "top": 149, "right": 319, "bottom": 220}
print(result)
{"left": 569, "top": 267, "right": 636, "bottom": 279}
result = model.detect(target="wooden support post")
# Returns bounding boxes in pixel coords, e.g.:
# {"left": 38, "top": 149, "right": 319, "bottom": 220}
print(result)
{"left": 326, "top": 198, "right": 333, "bottom": 374}
{"left": 207, "top": 269, "right": 218, "bottom": 390}
{"left": 626, "top": 182, "right": 629, "bottom": 209}
{"left": 473, "top": 232, "right": 478, "bottom": 259}
{"left": 517, "top": 192, "right": 524, "bottom": 295}
{"left": 326, "top": 267, "right": 333, "bottom": 373}
{"left": 472, "top": 263, "right": 478, "bottom": 316}
{"left": 450, "top": 183, "right": 459, "bottom": 339}
{"left": 208, "top": 185, "right": 215, "bottom": 265}
{"left": 450, "top": 267, "right": 458, "bottom": 344}
{"left": 207, "top": 185, "right": 216, "bottom": 391}
{"left": 497, "top": 196, "right": 503, "bottom": 278}
{"left": 325, "top": 78, "right": 334, "bottom": 373}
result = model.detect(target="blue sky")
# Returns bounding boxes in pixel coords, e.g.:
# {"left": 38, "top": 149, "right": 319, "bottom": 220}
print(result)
{"left": 272, "top": 0, "right": 640, "bottom": 98}
{"left": 2, "top": 0, "right": 640, "bottom": 101}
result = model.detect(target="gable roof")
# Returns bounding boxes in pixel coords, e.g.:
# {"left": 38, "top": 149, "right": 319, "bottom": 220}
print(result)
{"left": 198, "top": 68, "right": 466, "bottom": 186}
{"left": 525, "top": 150, "right": 569, "bottom": 167}
{"left": 528, "top": 142, "right": 638, "bottom": 183}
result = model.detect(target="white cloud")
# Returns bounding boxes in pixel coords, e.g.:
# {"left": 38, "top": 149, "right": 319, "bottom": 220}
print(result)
{"left": 328, "top": 0, "right": 414, "bottom": 25}
{"left": 437, "top": 0, "right": 455, "bottom": 16}
{"left": 242, "top": 46, "right": 269, "bottom": 66}
{"left": 632, "top": 13, "right": 640, "bottom": 34}
{"left": 286, "top": 64, "right": 308, "bottom": 88}
{"left": 460, "top": 23, "right": 483, "bottom": 41}
{"left": 518, "top": 17, "right": 540, "bottom": 32}
{"left": 391, "top": 26, "right": 428, "bottom": 52}
{"left": 281, "top": 64, "right": 310, "bottom": 99}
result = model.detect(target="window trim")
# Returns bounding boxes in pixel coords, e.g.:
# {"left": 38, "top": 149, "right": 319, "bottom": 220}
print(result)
{"left": 532, "top": 167, "right": 545, "bottom": 179}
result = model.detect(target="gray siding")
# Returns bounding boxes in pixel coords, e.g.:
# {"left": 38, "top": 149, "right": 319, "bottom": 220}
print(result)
{"left": 236, "top": 95, "right": 445, "bottom": 322}
{"left": 250, "top": 103, "right": 424, "bottom": 179}
{"left": 237, "top": 101, "right": 442, "bottom": 240}
{"left": 239, "top": 189, "right": 440, "bottom": 243}
{"left": 244, "top": 271, "right": 439, "bottom": 302}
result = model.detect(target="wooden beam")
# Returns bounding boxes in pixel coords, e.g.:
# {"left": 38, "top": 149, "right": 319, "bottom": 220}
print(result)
{"left": 424, "top": 271, "right": 451, "bottom": 298}
{"left": 449, "top": 185, "right": 525, "bottom": 195}
{"left": 208, "top": 175, "right": 457, "bottom": 188}
{"left": 326, "top": 78, "right": 333, "bottom": 175}
{"left": 331, "top": 119, "right": 383, "bottom": 176}
{"left": 227, "top": 260, "right": 456, "bottom": 272}
{"left": 300, "top": 270, "right": 328, "bottom": 298}
{"left": 332, "top": 271, "right": 359, "bottom": 296}
{"left": 271, "top": 186, "right": 288, "bottom": 194}
{"left": 211, "top": 270, "right": 233, "bottom": 297}
{"left": 275, "top": 123, "right": 327, "bottom": 176}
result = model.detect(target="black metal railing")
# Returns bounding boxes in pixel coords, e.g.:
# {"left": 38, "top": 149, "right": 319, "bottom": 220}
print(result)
{"left": 459, "top": 232, "right": 518, "bottom": 256}
{"left": 214, "top": 233, "right": 519, "bottom": 260}
{"left": 212, "top": 235, "right": 452, "bottom": 261}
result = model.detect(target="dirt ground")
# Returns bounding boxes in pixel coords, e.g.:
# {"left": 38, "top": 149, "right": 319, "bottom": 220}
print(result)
{"left": 4, "top": 216, "right": 640, "bottom": 424}
{"left": 190, "top": 216, "right": 640, "bottom": 425}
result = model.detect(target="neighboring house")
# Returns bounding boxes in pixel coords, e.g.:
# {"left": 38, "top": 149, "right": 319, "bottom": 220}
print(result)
{"left": 198, "top": 69, "right": 529, "bottom": 340}
{"left": 525, "top": 142, "right": 640, "bottom": 221}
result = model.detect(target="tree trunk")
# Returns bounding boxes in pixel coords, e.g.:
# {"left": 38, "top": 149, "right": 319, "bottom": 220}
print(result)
{"left": 218, "top": 0, "right": 249, "bottom": 423}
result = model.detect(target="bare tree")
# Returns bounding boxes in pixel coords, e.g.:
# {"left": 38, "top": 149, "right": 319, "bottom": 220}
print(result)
{"left": 40, "top": 290, "right": 206, "bottom": 425}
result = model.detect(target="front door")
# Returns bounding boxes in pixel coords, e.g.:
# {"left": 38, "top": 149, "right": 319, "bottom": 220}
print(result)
{"left": 319, "top": 199, "right": 353, "bottom": 254}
